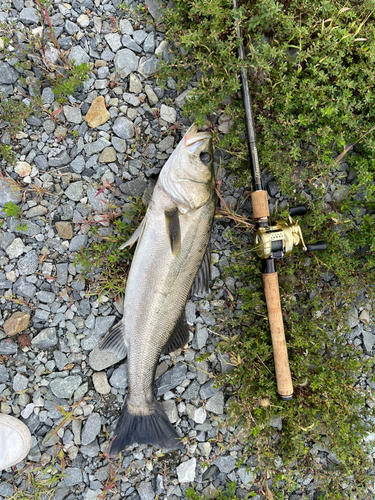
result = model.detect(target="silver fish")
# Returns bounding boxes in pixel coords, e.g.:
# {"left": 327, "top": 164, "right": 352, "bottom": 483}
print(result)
{"left": 100, "top": 124, "right": 216, "bottom": 454}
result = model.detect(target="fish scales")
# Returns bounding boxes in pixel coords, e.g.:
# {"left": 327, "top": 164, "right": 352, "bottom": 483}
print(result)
{"left": 126, "top": 185, "right": 215, "bottom": 408}
{"left": 99, "top": 124, "right": 215, "bottom": 453}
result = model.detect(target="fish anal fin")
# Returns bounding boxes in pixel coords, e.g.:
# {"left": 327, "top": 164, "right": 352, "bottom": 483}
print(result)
{"left": 163, "top": 312, "right": 189, "bottom": 354}
{"left": 99, "top": 320, "right": 127, "bottom": 359}
{"left": 165, "top": 207, "right": 181, "bottom": 256}
{"left": 190, "top": 244, "right": 211, "bottom": 298}
{"left": 119, "top": 217, "right": 146, "bottom": 250}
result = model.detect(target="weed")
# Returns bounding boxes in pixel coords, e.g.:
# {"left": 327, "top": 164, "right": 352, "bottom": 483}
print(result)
{"left": 74, "top": 198, "right": 146, "bottom": 299}
{"left": 3, "top": 201, "right": 22, "bottom": 218}
{"left": 186, "top": 482, "right": 242, "bottom": 499}
{"left": 50, "top": 62, "right": 91, "bottom": 105}
{"left": 6, "top": 461, "right": 66, "bottom": 500}
{"left": 2, "top": 200, "right": 27, "bottom": 232}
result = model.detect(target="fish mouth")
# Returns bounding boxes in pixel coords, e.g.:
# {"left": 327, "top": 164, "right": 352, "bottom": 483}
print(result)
{"left": 184, "top": 123, "right": 211, "bottom": 147}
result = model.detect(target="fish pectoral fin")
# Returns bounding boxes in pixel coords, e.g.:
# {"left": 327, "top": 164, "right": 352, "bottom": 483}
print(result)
{"left": 190, "top": 244, "right": 211, "bottom": 298}
{"left": 119, "top": 216, "right": 146, "bottom": 250}
{"left": 165, "top": 207, "right": 181, "bottom": 256}
{"left": 99, "top": 320, "right": 127, "bottom": 359}
{"left": 163, "top": 312, "right": 190, "bottom": 354}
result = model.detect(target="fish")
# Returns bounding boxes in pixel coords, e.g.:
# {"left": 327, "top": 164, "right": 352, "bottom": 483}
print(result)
{"left": 100, "top": 124, "right": 216, "bottom": 454}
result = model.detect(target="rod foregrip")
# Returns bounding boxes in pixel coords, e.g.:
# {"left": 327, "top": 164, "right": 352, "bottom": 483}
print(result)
{"left": 262, "top": 272, "right": 293, "bottom": 400}
{"left": 251, "top": 190, "right": 270, "bottom": 219}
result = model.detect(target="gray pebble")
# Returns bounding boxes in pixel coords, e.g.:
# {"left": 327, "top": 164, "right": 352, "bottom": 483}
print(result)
{"left": 0, "top": 179, "right": 22, "bottom": 209}
{"left": 161, "top": 400, "right": 178, "bottom": 423}
{"left": 65, "top": 181, "right": 83, "bottom": 202}
{"left": 31, "top": 327, "right": 58, "bottom": 348}
{"left": 84, "top": 138, "right": 111, "bottom": 156}
{"left": 113, "top": 117, "right": 135, "bottom": 139}
{"left": 363, "top": 330, "right": 375, "bottom": 353}
{"left": 81, "top": 412, "right": 101, "bottom": 445}
{"left": 214, "top": 455, "right": 237, "bottom": 473}
{"left": 64, "top": 468, "right": 83, "bottom": 487}
{"left": 49, "top": 150, "right": 71, "bottom": 168}
{"left": 63, "top": 105, "right": 82, "bottom": 124}
{"left": 89, "top": 347, "right": 125, "bottom": 371}
{"left": 206, "top": 391, "right": 224, "bottom": 415}
{"left": 13, "top": 373, "right": 28, "bottom": 392}
{"left": 109, "top": 363, "right": 127, "bottom": 388}
{"left": 192, "top": 324, "right": 208, "bottom": 349}
{"left": 200, "top": 380, "right": 220, "bottom": 400}
{"left": 19, "top": 7, "right": 38, "bottom": 24}
{"left": 70, "top": 155, "right": 85, "bottom": 174}
{"left": 0, "top": 62, "right": 19, "bottom": 84}
{"left": 17, "top": 251, "right": 39, "bottom": 275}
{"left": 156, "top": 363, "right": 187, "bottom": 396}
{"left": 69, "top": 234, "right": 88, "bottom": 252}
{"left": 50, "top": 375, "right": 82, "bottom": 399}
{"left": 68, "top": 46, "right": 90, "bottom": 65}
{"left": 114, "top": 49, "right": 139, "bottom": 78}
{"left": 37, "top": 291, "right": 55, "bottom": 304}
{"left": 137, "top": 481, "right": 155, "bottom": 500}
{"left": 0, "top": 339, "right": 17, "bottom": 355}
{"left": 0, "top": 364, "right": 9, "bottom": 383}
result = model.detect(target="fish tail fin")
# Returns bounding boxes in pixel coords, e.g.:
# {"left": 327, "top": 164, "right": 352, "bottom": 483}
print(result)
{"left": 109, "top": 398, "right": 183, "bottom": 455}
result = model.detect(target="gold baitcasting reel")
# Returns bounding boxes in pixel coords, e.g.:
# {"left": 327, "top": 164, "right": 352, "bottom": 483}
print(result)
{"left": 254, "top": 205, "right": 327, "bottom": 260}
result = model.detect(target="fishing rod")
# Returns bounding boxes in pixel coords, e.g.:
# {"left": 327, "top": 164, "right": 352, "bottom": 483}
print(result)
{"left": 233, "top": 0, "right": 327, "bottom": 400}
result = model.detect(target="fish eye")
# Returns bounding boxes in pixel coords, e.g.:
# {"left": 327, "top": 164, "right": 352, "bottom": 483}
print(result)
{"left": 200, "top": 152, "right": 211, "bottom": 164}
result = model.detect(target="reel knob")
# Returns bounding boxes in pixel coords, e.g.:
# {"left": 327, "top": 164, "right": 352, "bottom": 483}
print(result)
{"left": 306, "top": 241, "right": 327, "bottom": 252}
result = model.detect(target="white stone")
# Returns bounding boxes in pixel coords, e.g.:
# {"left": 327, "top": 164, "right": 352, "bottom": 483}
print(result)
{"left": 176, "top": 458, "right": 196, "bottom": 483}
{"left": 129, "top": 73, "right": 142, "bottom": 94}
{"left": 5, "top": 238, "right": 25, "bottom": 259}
{"left": 77, "top": 14, "right": 89, "bottom": 28}
{"left": 160, "top": 104, "right": 176, "bottom": 124}
{"left": 145, "top": 85, "right": 158, "bottom": 106}
{"left": 120, "top": 18, "right": 134, "bottom": 35}
{"left": 193, "top": 406, "right": 206, "bottom": 424}
{"left": 15, "top": 161, "right": 31, "bottom": 177}
{"left": 155, "top": 40, "right": 168, "bottom": 56}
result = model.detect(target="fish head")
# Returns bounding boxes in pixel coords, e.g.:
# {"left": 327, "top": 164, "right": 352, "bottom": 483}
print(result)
{"left": 159, "top": 124, "right": 214, "bottom": 209}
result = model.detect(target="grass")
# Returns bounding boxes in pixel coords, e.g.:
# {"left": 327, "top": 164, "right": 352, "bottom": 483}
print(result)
{"left": 73, "top": 198, "right": 146, "bottom": 299}
{"left": 5, "top": 461, "right": 66, "bottom": 500}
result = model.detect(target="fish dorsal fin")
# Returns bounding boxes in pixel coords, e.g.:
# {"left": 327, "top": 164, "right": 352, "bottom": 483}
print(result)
{"left": 99, "top": 320, "right": 127, "bottom": 359}
{"left": 119, "top": 216, "right": 146, "bottom": 250}
{"left": 190, "top": 244, "right": 211, "bottom": 298}
{"left": 165, "top": 207, "right": 181, "bottom": 256}
{"left": 163, "top": 312, "right": 189, "bottom": 354}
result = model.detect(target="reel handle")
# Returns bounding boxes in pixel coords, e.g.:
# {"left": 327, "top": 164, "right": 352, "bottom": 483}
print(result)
{"left": 306, "top": 241, "right": 327, "bottom": 252}
{"left": 262, "top": 270, "right": 293, "bottom": 400}
{"left": 289, "top": 205, "right": 307, "bottom": 217}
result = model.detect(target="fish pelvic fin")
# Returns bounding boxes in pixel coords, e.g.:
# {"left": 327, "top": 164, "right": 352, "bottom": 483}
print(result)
{"left": 119, "top": 216, "right": 146, "bottom": 250}
{"left": 163, "top": 311, "right": 189, "bottom": 354}
{"left": 109, "top": 397, "right": 183, "bottom": 455}
{"left": 165, "top": 207, "right": 181, "bottom": 256}
{"left": 99, "top": 320, "right": 127, "bottom": 359}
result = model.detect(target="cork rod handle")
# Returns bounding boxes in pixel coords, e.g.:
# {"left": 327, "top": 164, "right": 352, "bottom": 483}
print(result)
{"left": 262, "top": 272, "right": 293, "bottom": 400}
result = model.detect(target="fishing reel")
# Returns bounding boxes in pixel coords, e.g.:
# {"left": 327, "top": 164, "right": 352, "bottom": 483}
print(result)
{"left": 254, "top": 205, "right": 327, "bottom": 260}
